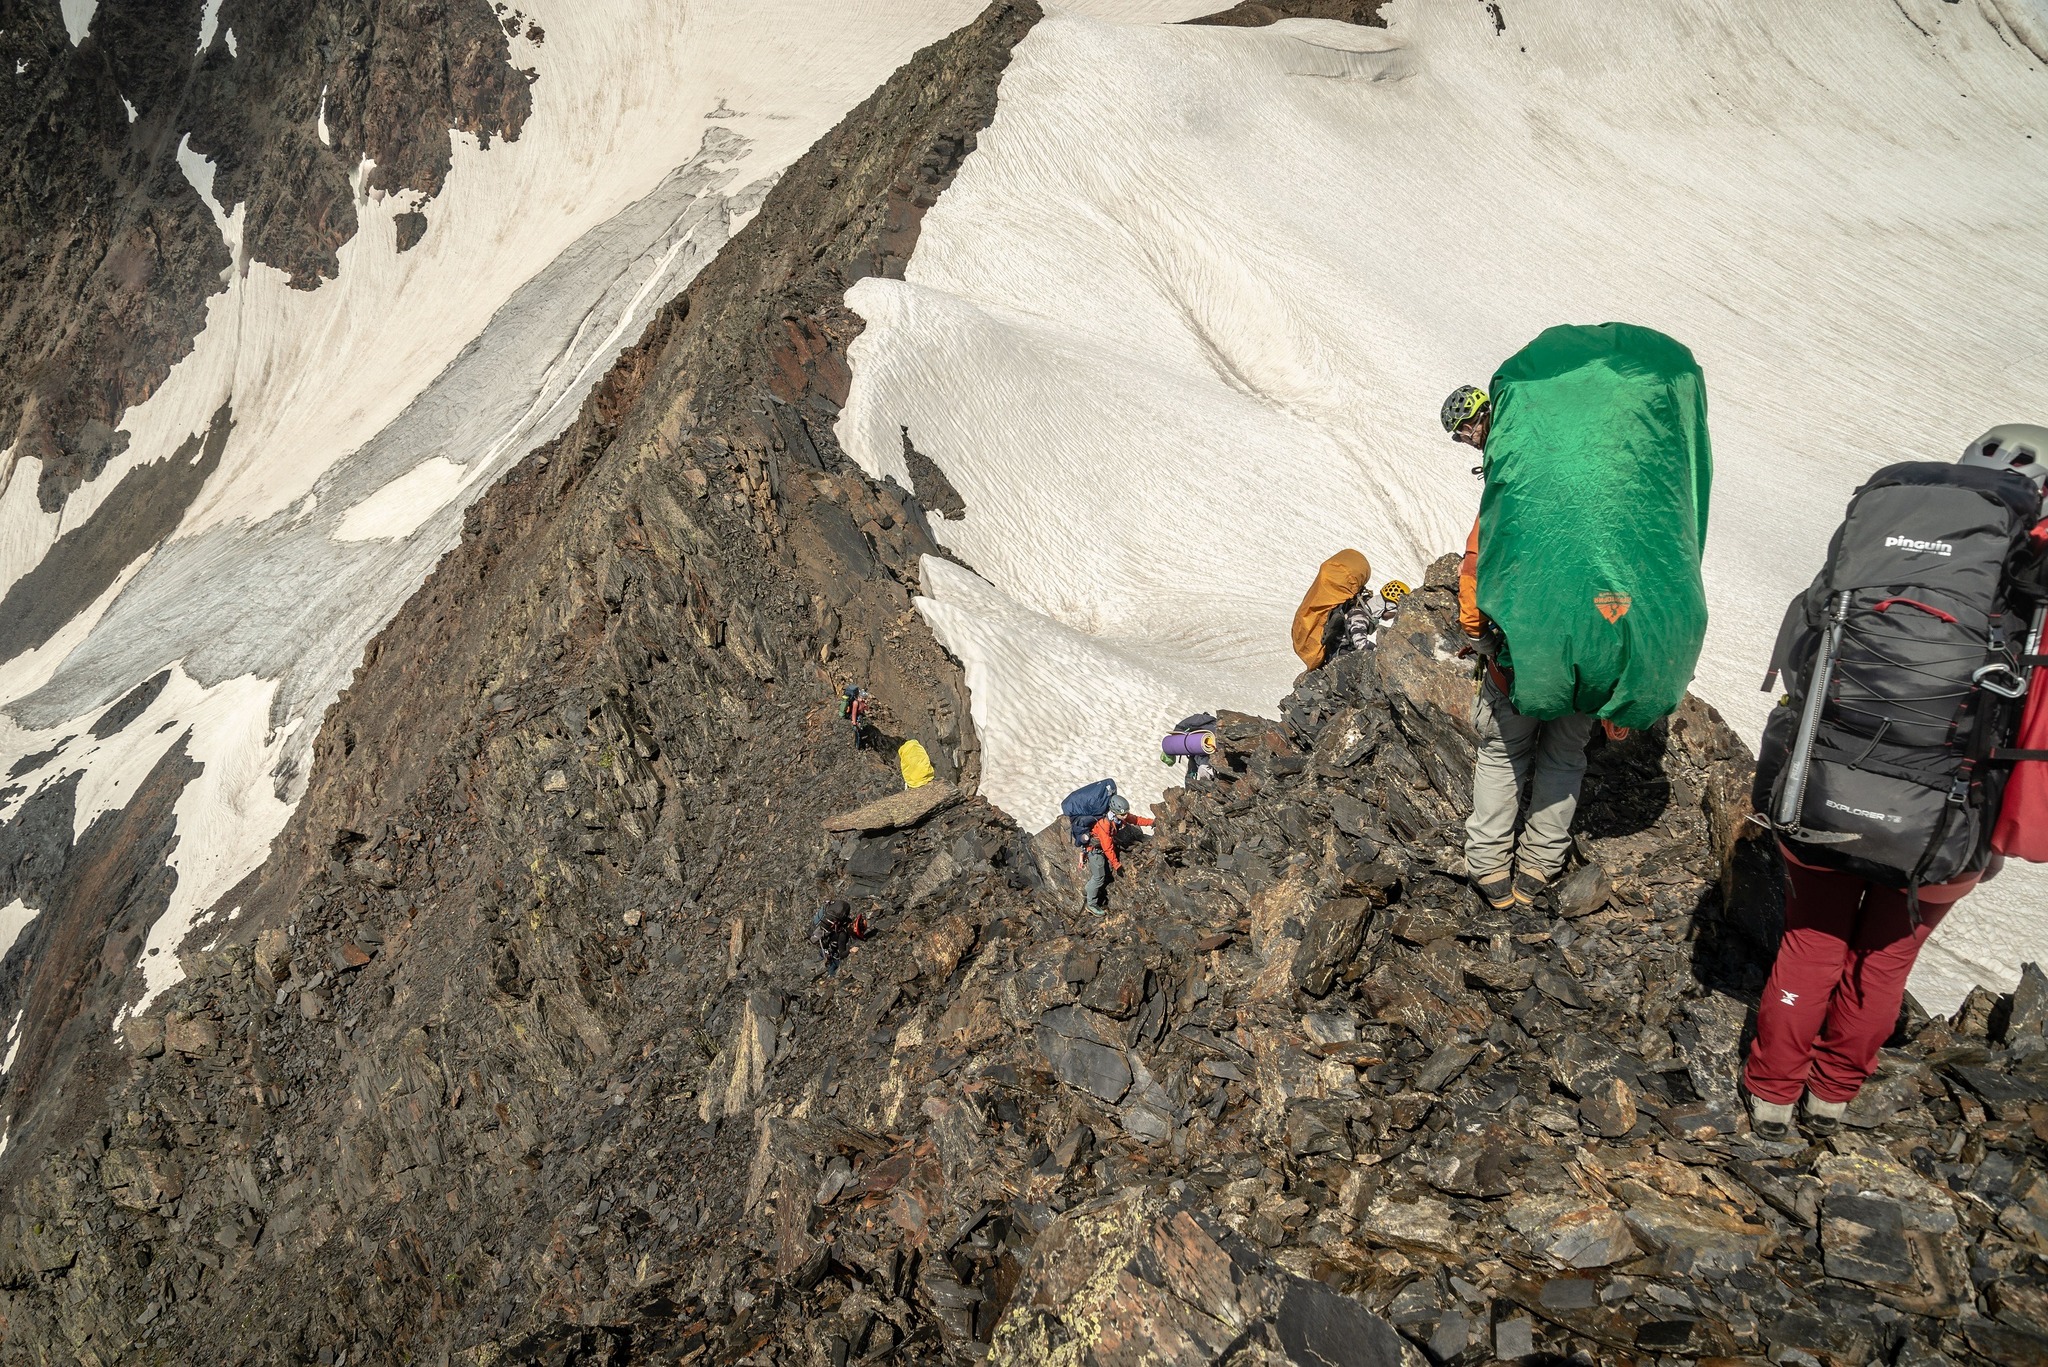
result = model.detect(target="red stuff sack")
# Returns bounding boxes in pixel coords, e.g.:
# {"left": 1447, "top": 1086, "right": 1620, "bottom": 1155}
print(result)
{"left": 1995, "top": 670, "right": 2048, "bottom": 861}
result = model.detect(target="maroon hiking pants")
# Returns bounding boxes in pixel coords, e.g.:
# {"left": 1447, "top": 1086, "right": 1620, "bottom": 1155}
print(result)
{"left": 1742, "top": 852, "right": 1977, "bottom": 1106}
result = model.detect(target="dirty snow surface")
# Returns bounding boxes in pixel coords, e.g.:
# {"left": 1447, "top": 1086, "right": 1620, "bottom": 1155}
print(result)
{"left": 0, "top": 0, "right": 1221, "bottom": 1038}
{"left": 838, "top": 0, "right": 2048, "bottom": 1008}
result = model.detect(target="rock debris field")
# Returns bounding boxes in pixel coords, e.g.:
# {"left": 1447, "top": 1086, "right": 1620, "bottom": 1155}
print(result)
{"left": 493, "top": 568, "right": 2048, "bottom": 1363}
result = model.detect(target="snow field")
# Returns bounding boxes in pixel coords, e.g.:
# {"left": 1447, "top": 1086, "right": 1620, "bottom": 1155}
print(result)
{"left": 839, "top": 0, "right": 2048, "bottom": 1007}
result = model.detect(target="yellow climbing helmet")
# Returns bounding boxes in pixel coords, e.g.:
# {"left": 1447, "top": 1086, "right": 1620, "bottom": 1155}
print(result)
{"left": 1379, "top": 579, "right": 1412, "bottom": 605}
{"left": 1439, "top": 385, "right": 1489, "bottom": 434}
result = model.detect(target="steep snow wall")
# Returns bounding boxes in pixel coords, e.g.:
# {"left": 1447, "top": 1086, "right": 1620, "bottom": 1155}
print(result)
{"left": 837, "top": 0, "right": 2048, "bottom": 1007}
{"left": 0, "top": 0, "right": 1227, "bottom": 1028}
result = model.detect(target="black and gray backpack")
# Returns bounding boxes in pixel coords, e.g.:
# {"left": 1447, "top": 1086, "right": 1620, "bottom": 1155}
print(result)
{"left": 1756, "top": 461, "right": 2045, "bottom": 889}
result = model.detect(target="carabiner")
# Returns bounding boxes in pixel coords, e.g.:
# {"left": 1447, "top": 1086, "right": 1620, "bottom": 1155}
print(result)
{"left": 1974, "top": 663, "right": 2028, "bottom": 700}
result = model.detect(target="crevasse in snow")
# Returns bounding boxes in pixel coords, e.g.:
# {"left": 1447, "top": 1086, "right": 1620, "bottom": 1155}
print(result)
{"left": 838, "top": 0, "right": 2048, "bottom": 1009}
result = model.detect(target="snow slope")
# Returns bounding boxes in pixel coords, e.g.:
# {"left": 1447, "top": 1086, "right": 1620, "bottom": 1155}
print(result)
{"left": 838, "top": 0, "right": 2048, "bottom": 1007}
{"left": 0, "top": 0, "right": 1225, "bottom": 1024}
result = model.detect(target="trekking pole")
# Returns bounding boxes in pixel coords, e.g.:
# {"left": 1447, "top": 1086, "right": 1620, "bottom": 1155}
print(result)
{"left": 1775, "top": 591, "right": 1852, "bottom": 830}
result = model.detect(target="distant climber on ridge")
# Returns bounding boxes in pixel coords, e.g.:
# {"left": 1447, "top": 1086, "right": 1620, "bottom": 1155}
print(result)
{"left": 810, "top": 900, "right": 871, "bottom": 974}
{"left": 1061, "top": 780, "right": 1152, "bottom": 916}
{"left": 1444, "top": 325, "right": 1713, "bottom": 915}
{"left": 1165, "top": 712, "right": 1219, "bottom": 785}
{"left": 1291, "top": 549, "right": 1390, "bottom": 671}
{"left": 840, "top": 685, "right": 872, "bottom": 752}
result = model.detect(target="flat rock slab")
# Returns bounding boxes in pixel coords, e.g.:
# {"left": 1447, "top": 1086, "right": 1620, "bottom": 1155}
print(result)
{"left": 822, "top": 781, "right": 961, "bottom": 833}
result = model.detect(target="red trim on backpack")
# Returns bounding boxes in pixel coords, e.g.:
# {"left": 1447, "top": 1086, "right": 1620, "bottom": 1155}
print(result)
{"left": 1872, "top": 597, "right": 1958, "bottom": 623}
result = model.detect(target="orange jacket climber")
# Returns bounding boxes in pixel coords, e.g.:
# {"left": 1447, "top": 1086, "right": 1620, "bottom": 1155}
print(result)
{"left": 1088, "top": 812, "right": 1153, "bottom": 873}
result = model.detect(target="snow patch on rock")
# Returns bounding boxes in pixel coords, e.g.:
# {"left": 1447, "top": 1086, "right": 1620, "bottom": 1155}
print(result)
{"left": 0, "top": 902, "right": 35, "bottom": 963}
{"left": 58, "top": 0, "right": 96, "bottom": 47}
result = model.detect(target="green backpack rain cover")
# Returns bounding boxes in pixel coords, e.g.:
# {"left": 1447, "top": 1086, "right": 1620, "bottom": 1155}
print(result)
{"left": 1479, "top": 323, "right": 1712, "bottom": 730}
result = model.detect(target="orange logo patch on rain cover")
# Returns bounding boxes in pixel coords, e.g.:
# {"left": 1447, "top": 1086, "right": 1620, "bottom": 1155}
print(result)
{"left": 1594, "top": 593, "right": 1632, "bottom": 624}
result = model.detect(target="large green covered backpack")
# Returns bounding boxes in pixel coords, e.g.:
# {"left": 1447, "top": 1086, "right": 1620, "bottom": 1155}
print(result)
{"left": 1479, "top": 323, "right": 1712, "bottom": 729}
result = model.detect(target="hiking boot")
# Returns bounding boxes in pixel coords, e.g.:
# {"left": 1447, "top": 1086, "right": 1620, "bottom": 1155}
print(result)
{"left": 1473, "top": 868, "right": 1514, "bottom": 912}
{"left": 1749, "top": 1096, "right": 1795, "bottom": 1141}
{"left": 1511, "top": 866, "right": 1553, "bottom": 909}
{"left": 1803, "top": 1095, "right": 1847, "bottom": 1137}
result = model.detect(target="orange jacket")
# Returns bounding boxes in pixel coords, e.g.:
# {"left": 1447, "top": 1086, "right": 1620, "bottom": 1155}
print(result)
{"left": 1458, "top": 516, "right": 1486, "bottom": 638}
{"left": 1089, "top": 814, "right": 1153, "bottom": 872}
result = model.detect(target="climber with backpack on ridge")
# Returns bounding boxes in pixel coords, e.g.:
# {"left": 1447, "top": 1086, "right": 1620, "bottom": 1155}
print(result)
{"left": 840, "top": 685, "right": 872, "bottom": 752}
{"left": 1061, "top": 779, "right": 1152, "bottom": 916}
{"left": 1442, "top": 324, "right": 1715, "bottom": 914}
{"left": 1744, "top": 424, "right": 2048, "bottom": 1141}
{"left": 1291, "top": 550, "right": 1405, "bottom": 671}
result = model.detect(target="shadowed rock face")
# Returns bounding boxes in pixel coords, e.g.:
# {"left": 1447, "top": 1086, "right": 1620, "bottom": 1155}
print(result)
{"left": 0, "top": 0, "right": 530, "bottom": 509}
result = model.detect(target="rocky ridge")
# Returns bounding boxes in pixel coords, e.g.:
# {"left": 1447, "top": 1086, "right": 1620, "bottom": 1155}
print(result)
{"left": 2, "top": 2, "right": 2047, "bottom": 1365}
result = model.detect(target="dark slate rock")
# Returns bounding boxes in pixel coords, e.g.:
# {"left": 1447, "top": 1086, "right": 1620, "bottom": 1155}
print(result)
{"left": 1494, "top": 1315, "right": 1535, "bottom": 1360}
{"left": 1636, "top": 1319, "right": 1698, "bottom": 1352}
{"left": 1533, "top": 967, "right": 1588, "bottom": 1009}
{"left": 1413, "top": 1043, "right": 1479, "bottom": 1094}
{"left": 1033, "top": 1026, "right": 1131, "bottom": 1105}
{"left": 1427, "top": 1310, "right": 1471, "bottom": 1363}
{"left": 2009, "top": 961, "right": 2048, "bottom": 1040}
{"left": 1274, "top": 1277, "right": 1414, "bottom": 1367}
{"left": 1079, "top": 948, "right": 1146, "bottom": 1019}
{"left": 1578, "top": 1078, "right": 1638, "bottom": 1138}
{"left": 1964, "top": 1322, "right": 2048, "bottom": 1367}
{"left": 1293, "top": 898, "right": 1372, "bottom": 999}
{"left": 846, "top": 835, "right": 899, "bottom": 882}
{"left": 1538, "top": 1279, "right": 1599, "bottom": 1310}
{"left": 1819, "top": 1192, "right": 1917, "bottom": 1290}
{"left": 88, "top": 669, "right": 171, "bottom": 739}
{"left": 1328, "top": 793, "right": 1372, "bottom": 838}
{"left": 1553, "top": 862, "right": 1611, "bottom": 919}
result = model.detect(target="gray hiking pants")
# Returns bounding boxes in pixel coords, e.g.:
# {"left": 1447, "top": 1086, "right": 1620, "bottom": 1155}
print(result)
{"left": 1464, "top": 677, "right": 1596, "bottom": 881}
{"left": 1083, "top": 849, "right": 1111, "bottom": 909}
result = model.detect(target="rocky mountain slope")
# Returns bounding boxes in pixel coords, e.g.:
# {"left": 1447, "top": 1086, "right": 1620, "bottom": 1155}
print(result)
{"left": 0, "top": 0, "right": 529, "bottom": 507}
{"left": 2, "top": 2, "right": 2046, "bottom": 1365}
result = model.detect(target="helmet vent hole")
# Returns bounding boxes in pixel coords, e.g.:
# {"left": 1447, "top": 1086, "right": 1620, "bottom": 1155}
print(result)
{"left": 1983, "top": 441, "right": 2001, "bottom": 459}
{"left": 2014, "top": 451, "right": 2037, "bottom": 467}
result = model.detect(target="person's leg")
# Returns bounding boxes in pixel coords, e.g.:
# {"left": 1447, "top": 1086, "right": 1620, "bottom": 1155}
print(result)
{"left": 1514, "top": 713, "right": 1598, "bottom": 880}
{"left": 1804, "top": 883, "right": 1970, "bottom": 1103}
{"left": 1464, "top": 680, "right": 1538, "bottom": 880}
{"left": 1742, "top": 859, "right": 1863, "bottom": 1106}
{"left": 1083, "top": 850, "right": 1109, "bottom": 912}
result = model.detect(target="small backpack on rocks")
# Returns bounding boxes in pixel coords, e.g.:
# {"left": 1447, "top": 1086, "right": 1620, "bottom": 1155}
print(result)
{"left": 1757, "top": 461, "right": 2045, "bottom": 887}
